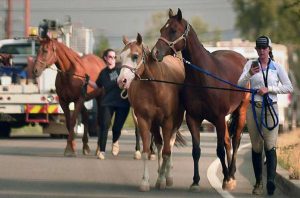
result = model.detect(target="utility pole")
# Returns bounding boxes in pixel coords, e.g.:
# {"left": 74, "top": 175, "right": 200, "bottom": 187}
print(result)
{"left": 6, "top": 0, "right": 12, "bottom": 39}
{"left": 24, "top": 0, "right": 30, "bottom": 37}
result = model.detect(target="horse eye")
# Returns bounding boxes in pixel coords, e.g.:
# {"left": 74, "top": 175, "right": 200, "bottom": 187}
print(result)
{"left": 132, "top": 54, "right": 138, "bottom": 62}
{"left": 43, "top": 48, "right": 48, "bottom": 53}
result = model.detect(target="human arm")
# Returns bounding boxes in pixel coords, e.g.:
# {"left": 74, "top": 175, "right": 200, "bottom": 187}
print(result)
{"left": 268, "top": 63, "right": 293, "bottom": 94}
{"left": 88, "top": 80, "right": 98, "bottom": 89}
{"left": 237, "top": 60, "right": 253, "bottom": 87}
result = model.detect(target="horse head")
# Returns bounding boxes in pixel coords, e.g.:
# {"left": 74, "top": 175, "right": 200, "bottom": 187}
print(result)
{"left": 117, "top": 33, "right": 146, "bottom": 89}
{"left": 33, "top": 36, "right": 57, "bottom": 77}
{"left": 151, "top": 8, "right": 190, "bottom": 62}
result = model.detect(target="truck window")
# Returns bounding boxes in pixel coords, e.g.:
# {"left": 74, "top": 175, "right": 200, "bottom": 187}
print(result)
{"left": 0, "top": 43, "right": 40, "bottom": 55}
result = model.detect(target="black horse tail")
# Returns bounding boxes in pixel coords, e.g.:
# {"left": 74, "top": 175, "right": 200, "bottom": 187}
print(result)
{"left": 174, "top": 130, "right": 187, "bottom": 147}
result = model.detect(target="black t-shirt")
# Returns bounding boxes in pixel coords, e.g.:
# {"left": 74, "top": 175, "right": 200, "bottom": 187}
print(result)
{"left": 96, "top": 66, "right": 129, "bottom": 107}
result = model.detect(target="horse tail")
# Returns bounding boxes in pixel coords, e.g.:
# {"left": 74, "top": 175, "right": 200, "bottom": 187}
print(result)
{"left": 174, "top": 130, "right": 187, "bottom": 147}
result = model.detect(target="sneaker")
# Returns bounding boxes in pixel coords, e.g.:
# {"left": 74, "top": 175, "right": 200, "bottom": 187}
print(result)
{"left": 95, "top": 145, "right": 100, "bottom": 156}
{"left": 97, "top": 152, "right": 105, "bottom": 160}
{"left": 112, "top": 141, "right": 120, "bottom": 156}
{"left": 252, "top": 182, "right": 263, "bottom": 195}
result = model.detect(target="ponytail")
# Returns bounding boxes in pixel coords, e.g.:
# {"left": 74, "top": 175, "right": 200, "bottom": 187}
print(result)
{"left": 269, "top": 47, "right": 274, "bottom": 61}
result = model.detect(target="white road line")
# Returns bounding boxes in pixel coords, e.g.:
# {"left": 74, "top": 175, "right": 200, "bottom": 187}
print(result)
{"left": 207, "top": 143, "right": 251, "bottom": 198}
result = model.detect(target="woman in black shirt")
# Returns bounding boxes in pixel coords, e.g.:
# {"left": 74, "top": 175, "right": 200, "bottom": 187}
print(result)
{"left": 89, "top": 49, "right": 130, "bottom": 160}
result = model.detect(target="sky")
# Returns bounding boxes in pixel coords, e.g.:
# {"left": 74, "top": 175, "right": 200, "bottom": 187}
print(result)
{"left": 0, "top": 0, "right": 237, "bottom": 49}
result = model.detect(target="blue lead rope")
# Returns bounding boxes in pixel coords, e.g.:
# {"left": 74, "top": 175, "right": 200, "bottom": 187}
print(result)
{"left": 183, "top": 58, "right": 279, "bottom": 138}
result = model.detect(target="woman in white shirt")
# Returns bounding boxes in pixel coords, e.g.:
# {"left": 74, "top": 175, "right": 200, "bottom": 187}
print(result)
{"left": 238, "top": 36, "right": 293, "bottom": 195}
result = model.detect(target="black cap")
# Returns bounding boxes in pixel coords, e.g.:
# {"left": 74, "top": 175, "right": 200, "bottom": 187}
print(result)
{"left": 256, "top": 35, "right": 272, "bottom": 48}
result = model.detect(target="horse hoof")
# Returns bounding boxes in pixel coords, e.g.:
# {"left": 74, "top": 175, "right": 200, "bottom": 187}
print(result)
{"left": 82, "top": 144, "right": 91, "bottom": 155}
{"left": 189, "top": 183, "right": 200, "bottom": 192}
{"left": 134, "top": 150, "right": 141, "bottom": 160}
{"left": 155, "top": 179, "right": 166, "bottom": 190}
{"left": 222, "top": 178, "right": 236, "bottom": 191}
{"left": 139, "top": 183, "right": 150, "bottom": 192}
{"left": 64, "top": 144, "right": 77, "bottom": 157}
{"left": 64, "top": 150, "right": 77, "bottom": 157}
{"left": 149, "top": 154, "right": 156, "bottom": 161}
{"left": 166, "top": 176, "right": 173, "bottom": 187}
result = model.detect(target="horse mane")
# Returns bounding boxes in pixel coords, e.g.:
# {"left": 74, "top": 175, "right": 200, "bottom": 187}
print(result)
{"left": 52, "top": 39, "right": 86, "bottom": 69}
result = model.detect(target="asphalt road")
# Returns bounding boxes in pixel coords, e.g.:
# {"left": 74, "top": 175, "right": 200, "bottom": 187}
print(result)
{"left": 0, "top": 130, "right": 292, "bottom": 198}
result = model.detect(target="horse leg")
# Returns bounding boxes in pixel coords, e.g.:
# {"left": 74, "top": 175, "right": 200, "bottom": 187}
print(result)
{"left": 214, "top": 117, "right": 232, "bottom": 190}
{"left": 65, "top": 99, "right": 84, "bottom": 156}
{"left": 149, "top": 134, "right": 156, "bottom": 160}
{"left": 224, "top": 120, "right": 236, "bottom": 190}
{"left": 81, "top": 106, "right": 91, "bottom": 155}
{"left": 165, "top": 131, "right": 177, "bottom": 187}
{"left": 132, "top": 110, "right": 141, "bottom": 160}
{"left": 59, "top": 101, "right": 76, "bottom": 157}
{"left": 228, "top": 102, "right": 248, "bottom": 184}
{"left": 186, "top": 114, "right": 202, "bottom": 192}
{"left": 95, "top": 95, "right": 102, "bottom": 156}
{"left": 138, "top": 118, "right": 151, "bottom": 192}
{"left": 155, "top": 123, "right": 173, "bottom": 190}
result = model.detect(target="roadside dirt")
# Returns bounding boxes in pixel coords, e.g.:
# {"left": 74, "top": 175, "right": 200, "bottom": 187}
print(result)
{"left": 277, "top": 128, "right": 300, "bottom": 180}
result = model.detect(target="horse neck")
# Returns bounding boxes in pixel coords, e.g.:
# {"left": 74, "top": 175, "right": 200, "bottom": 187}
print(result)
{"left": 54, "top": 41, "right": 82, "bottom": 73}
{"left": 182, "top": 28, "right": 215, "bottom": 83}
{"left": 142, "top": 51, "right": 160, "bottom": 79}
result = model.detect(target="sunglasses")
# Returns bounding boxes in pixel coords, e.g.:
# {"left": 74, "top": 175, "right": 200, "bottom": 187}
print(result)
{"left": 108, "top": 55, "right": 116, "bottom": 59}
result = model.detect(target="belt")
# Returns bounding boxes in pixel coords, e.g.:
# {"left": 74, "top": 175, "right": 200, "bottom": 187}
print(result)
{"left": 250, "top": 101, "right": 277, "bottom": 108}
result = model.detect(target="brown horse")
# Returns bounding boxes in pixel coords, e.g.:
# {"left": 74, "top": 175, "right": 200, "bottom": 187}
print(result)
{"left": 152, "top": 9, "right": 250, "bottom": 191}
{"left": 117, "top": 33, "right": 185, "bottom": 191}
{"left": 33, "top": 36, "right": 105, "bottom": 156}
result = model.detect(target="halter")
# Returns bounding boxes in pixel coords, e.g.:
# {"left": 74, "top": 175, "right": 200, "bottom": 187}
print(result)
{"left": 120, "top": 43, "right": 147, "bottom": 80}
{"left": 36, "top": 41, "right": 57, "bottom": 69}
{"left": 158, "top": 23, "right": 190, "bottom": 54}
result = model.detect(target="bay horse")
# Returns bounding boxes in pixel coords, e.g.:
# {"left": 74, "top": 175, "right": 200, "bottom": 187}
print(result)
{"left": 117, "top": 33, "right": 185, "bottom": 191}
{"left": 33, "top": 36, "right": 105, "bottom": 156}
{"left": 152, "top": 9, "right": 250, "bottom": 191}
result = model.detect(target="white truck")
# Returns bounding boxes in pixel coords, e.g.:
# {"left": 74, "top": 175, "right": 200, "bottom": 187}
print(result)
{"left": 0, "top": 37, "right": 66, "bottom": 137}
{"left": 0, "top": 22, "right": 97, "bottom": 138}
{"left": 205, "top": 39, "right": 293, "bottom": 132}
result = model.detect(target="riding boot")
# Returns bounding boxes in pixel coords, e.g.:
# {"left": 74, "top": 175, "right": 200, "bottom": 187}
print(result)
{"left": 265, "top": 147, "right": 277, "bottom": 195}
{"left": 252, "top": 150, "right": 263, "bottom": 195}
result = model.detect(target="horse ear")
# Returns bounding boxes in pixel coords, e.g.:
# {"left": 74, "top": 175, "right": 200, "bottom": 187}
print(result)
{"left": 177, "top": 8, "right": 182, "bottom": 21}
{"left": 122, "top": 35, "right": 129, "bottom": 45}
{"left": 137, "top": 33, "right": 142, "bottom": 45}
{"left": 168, "top": 8, "right": 174, "bottom": 18}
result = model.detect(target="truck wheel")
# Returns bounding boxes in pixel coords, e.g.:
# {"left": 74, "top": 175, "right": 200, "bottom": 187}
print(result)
{"left": 0, "top": 122, "right": 11, "bottom": 138}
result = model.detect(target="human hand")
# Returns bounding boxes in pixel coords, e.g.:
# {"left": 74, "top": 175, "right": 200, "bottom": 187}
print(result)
{"left": 249, "top": 61, "right": 260, "bottom": 76}
{"left": 257, "top": 87, "right": 268, "bottom": 96}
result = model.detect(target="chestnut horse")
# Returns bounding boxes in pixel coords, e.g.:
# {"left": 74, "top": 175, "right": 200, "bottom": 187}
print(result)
{"left": 152, "top": 9, "right": 250, "bottom": 191}
{"left": 117, "top": 33, "right": 185, "bottom": 191}
{"left": 33, "top": 36, "right": 105, "bottom": 156}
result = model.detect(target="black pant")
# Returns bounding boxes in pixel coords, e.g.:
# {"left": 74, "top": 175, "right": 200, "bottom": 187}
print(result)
{"left": 98, "top": 105, "right": 130, "bottom": 152}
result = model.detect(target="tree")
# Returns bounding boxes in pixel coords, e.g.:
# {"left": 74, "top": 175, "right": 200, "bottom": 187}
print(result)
{"left": 94, "top": 33, "right": 110, "bottom": 57}
{"left": 144, "top": 11, "right": 221, "bottom": 46}
{"left": 232, "top": 0, "right": 300, "bottom": 85}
